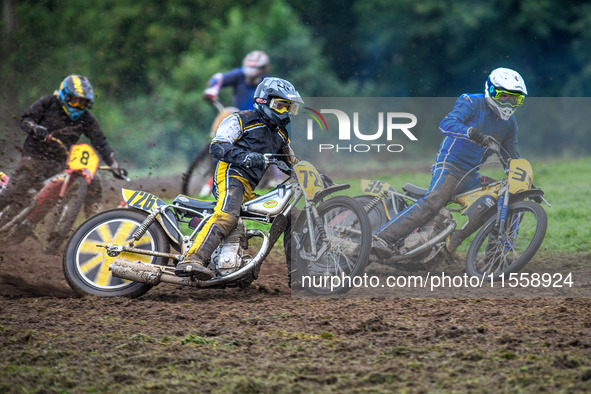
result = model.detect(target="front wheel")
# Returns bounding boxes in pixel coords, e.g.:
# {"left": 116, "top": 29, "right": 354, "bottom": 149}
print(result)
{"left": 293, "top": 196, "right": 372, "bottom": 295}
{"left": 63, "top": 208, "right": 170, "bottom": 298}
{"left": 465, "top": 201, "right": 547, "bottom": 278}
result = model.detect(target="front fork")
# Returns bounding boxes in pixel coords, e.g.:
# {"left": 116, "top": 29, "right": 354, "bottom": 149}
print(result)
{"left": 494, "top": 186, "right": 521, "bottom": 251}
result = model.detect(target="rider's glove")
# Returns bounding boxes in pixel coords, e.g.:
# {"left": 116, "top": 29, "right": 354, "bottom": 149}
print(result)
{"left": 243, "top": 152, "right": 266, "bottom": 169}
{"left": 531, "top": 184, "right": 544, "bottom": 204}
{"left": 203, "top": 85, "right": 220, "bottom": 103}
{"left": 203, "top": 93, "right": 217, "bottom": 103}
{"left": 32, "top": 125, "right": 49, "bottom": 141}
{"left": 110, "top": 158, "right": 128, "bottom": 179}
{"left": 112, "top": 167, "right": 128, "bottom": 180}
{"left": 467, "top": 127, "right": 486, "bottom": 146}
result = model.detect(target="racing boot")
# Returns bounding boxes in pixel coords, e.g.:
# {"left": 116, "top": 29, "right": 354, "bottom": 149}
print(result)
{"left": 371, "top": 235, "right": 396, "bottom": 260}
{"left": 445, "top": 203, "right": 493, "bottom": 254}
{"left": 175, "top": 255, "right": 214, "bottom": 280}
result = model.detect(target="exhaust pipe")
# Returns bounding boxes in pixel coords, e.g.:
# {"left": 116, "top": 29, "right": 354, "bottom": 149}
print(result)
{"left": 110, "top": 230, "right": 270, "bottom": 287}
{"left": 387, "top": 221, "right": 456, "bottom": 262}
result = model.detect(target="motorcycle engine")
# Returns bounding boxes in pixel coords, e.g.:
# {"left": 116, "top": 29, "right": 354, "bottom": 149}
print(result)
{"left": 401, "top": 208, "right": 452, "bottom": 253}
{"left": 210, "top": 220, "right": 247, "bottom": 276}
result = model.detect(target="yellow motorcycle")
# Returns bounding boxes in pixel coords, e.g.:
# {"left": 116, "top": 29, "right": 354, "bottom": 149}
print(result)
{"left": 63, "top": 155, "right": 372, "bottom": 297}
{"left": 357, "top": 136, "right": 550, "bottom": 278}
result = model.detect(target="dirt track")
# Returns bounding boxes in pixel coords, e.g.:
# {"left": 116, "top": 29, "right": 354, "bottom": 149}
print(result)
{"left": 1, "top": 175, "right": 591, "bottom": 392}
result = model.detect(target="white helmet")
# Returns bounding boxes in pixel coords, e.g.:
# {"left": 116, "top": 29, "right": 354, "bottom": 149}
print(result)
{"left": 484, "top": 67, "right": 527, "bottom": 120}
{"left": 242, "top": 50, "right": 270, "bottom": 85}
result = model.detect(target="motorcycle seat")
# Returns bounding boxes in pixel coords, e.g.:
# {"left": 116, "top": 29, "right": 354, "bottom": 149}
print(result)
{"left": 402, "top": 183, "right": 428, "bottom": 198}
{"left": 173, "top": 195, "right": 216, "bottom": 211}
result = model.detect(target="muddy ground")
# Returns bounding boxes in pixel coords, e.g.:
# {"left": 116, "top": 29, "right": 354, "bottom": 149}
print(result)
{"left": 1, "top": 175, "right": 590, "bottom": 392}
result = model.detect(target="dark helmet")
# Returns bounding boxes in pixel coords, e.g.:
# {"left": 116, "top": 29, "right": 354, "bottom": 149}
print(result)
{"left": 253, "top": 77, "right": 303, "bottom": 129}
{"left": 58, "top": 75, "right": 94, "bottom": 121}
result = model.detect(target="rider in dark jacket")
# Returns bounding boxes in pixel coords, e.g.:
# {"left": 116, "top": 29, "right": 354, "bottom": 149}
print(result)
{"left": 373, "top": 67, "right": 528, "bottom": 257}
{"left": 176, "top": 77, "right": 303, "bottom": 280}
{"left": 0, "top": 75, "right": 126, "bottom": 220}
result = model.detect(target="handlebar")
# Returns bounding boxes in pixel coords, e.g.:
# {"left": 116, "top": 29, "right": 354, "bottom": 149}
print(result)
{"left": 482, "top": 136, "right": 510, "bottom": 169}
{"left": 263, "top": 154, "right": 292, "bottom": 173}
{"left": 48, "top": 135, "right": 130, "bottom": 181}
{"left": 49, "top": 135, "right": 70, "bottom": 156}
{"left": 98, "top": 166, "right": 131, "bottom": 182}
{"left": 211, "top": 98, "right": 225, "bottom": 114}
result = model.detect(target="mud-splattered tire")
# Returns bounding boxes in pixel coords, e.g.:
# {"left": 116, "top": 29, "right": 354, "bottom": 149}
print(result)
{"left": 0, "top": 203, "right": 34, "bottom": 245}
{"left": 293, "top": 196, "right": 372, "bottom": 296}
{"left": 465, "top": 201, "right": 547, "bottom": 278}
{"left": 63, "top": 208, "right": 170, "bottom": 298}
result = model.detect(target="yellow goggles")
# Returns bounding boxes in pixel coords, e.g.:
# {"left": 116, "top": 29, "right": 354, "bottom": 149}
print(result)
{"left": 490, "top": 88, "right": 525, "bottom": 107}
{"left": 67, "top": 95, "right": 91, "bottom": 109}
{"left": 269, "top": 98, "right": 299, "bottom": 115}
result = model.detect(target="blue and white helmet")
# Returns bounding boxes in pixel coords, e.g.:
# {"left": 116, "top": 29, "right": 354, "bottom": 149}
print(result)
{"left": 58, "top": 75, "right": 94, "bottom": 121}
{"left": 484, "top": 68, "right": 527, "bottom": 121}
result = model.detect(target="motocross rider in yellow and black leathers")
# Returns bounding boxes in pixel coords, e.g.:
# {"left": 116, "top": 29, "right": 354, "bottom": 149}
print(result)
{"left": 175, "top": 77, "right": 303, "bottom": 280}
{"left": 0, "top": 75, "right": 127, "bottom": 222}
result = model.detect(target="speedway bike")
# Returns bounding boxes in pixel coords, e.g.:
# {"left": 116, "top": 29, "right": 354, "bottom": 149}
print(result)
{"left": 62, "top": 155, "right": 372, "bottom": 297}
{"left": 0, "top": 137, "right": 124, "bottom": 253}
{"left": 357, "top": 136, "right": 549, "bottom": 278}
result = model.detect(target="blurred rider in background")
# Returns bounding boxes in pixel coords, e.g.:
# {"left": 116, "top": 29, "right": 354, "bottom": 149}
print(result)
{"left": 200, "top": 50, "right": 285, "bottom": 193}
{"left": 204, "top": 50, "right": 270, "bottom": 111}
{"left": 0, "top": 75, "right": 127, "bottom": 224}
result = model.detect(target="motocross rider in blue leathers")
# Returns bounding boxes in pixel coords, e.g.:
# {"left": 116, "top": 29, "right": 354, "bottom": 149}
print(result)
{"left": 373, "top": 67, "right": 528, "bottom": 257}
{"left": 203, "top": 50, "right": 270, "bottom": 110}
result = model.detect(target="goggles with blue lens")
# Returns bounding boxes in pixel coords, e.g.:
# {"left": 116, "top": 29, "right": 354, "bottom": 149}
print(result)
{"left": 269, "top": 98, "right": 299, "bottom": 115}
{"left": 488, "top": 85, "right": 525, "bottom": 107}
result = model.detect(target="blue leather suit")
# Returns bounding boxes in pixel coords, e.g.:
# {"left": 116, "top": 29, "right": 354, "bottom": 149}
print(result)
{"left": 375, "top": 93, "right": 520, "bottom": 244}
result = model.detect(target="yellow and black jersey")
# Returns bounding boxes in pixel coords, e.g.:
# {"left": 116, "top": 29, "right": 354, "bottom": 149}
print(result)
{"left": 210, "top": 110, "right": 292, "bottom": 188}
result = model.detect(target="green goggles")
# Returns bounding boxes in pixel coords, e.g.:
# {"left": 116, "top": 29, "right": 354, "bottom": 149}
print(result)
{"left": 489, "top": 86, "right": 525, "bottom": 107}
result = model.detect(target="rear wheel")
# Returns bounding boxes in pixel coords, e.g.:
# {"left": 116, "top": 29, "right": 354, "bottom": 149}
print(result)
{"left": 63, "top": 208, "right": 170, "bottom": 298}
{"left": 293, "top": 196, "right": 372, "bottom": 296}
{"left": 44, "top": 176, "right": 87, "bottom": 254}
{"left": 465, "top": 201, "right": 547, "bottom": 278}
{"left": 0, "top": 202, "right": 34, "bottom": 244}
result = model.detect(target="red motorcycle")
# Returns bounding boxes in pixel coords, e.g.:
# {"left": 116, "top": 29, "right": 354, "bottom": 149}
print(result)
{"left": 0, "top": 136, "right": 124, "bottom": 253}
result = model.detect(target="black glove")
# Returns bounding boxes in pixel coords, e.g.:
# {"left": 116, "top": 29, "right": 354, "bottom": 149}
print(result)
{"left": 531, "top": 184, "right": 544, "bottom": 203}
{"left": 111, "top": 167, "right": 128, "bottom": 180}
{"left": 110, "top": 158, "right": 128, "bottom": 179}
{"left": 32, "top": 125, "right": 49, "bottom": 141}
{"left": 243, "top": 152, "right": 266, "bottom": 169}
{"left": 467, "top": 127, "right": 486, "bottom": 146}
